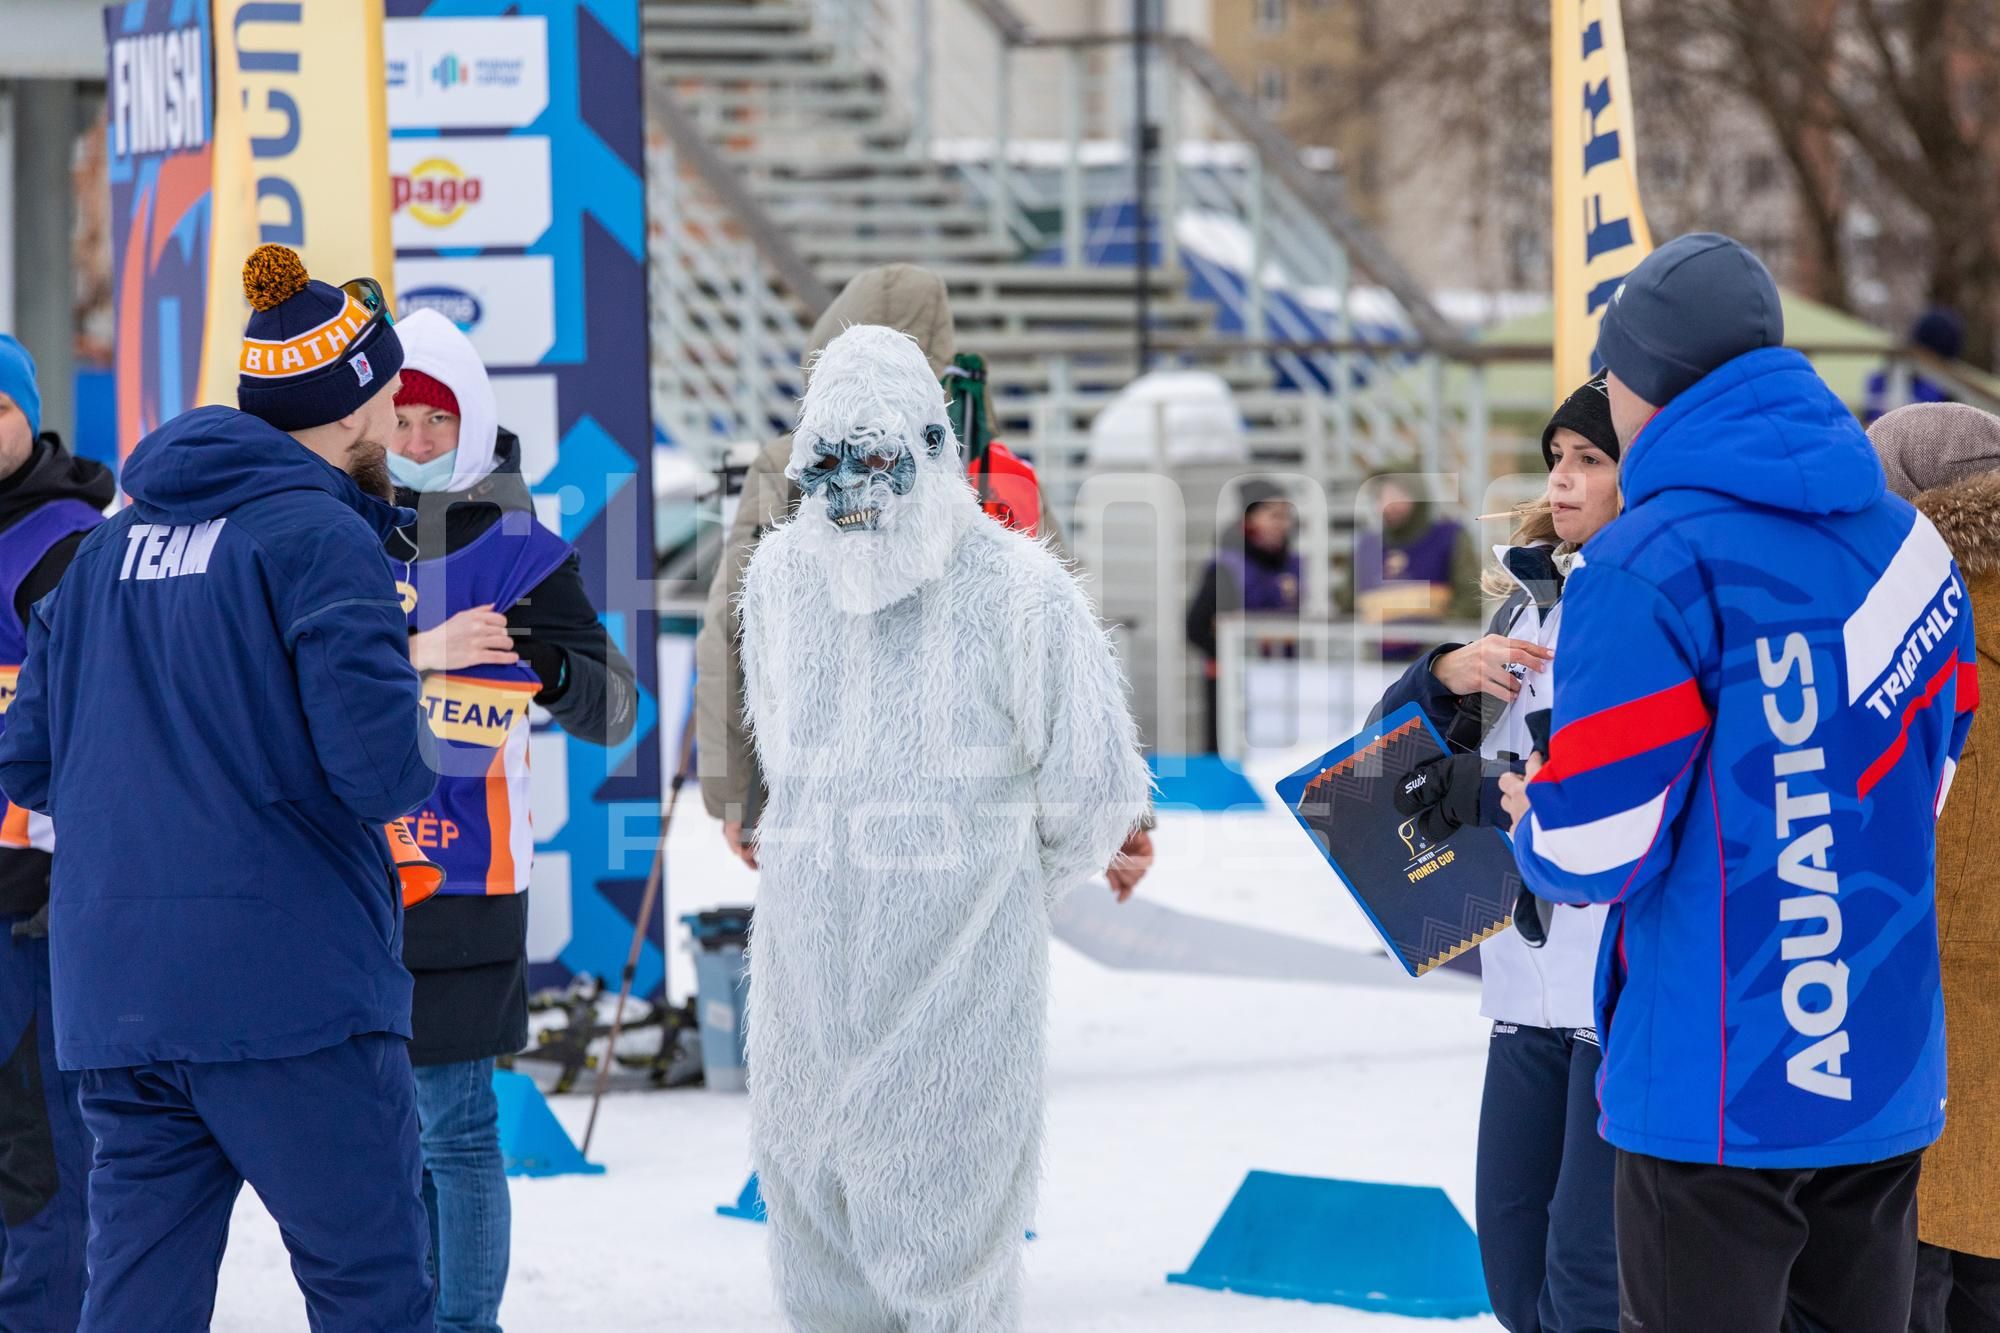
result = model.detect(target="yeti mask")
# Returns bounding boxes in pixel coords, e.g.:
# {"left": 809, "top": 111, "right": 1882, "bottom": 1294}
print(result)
{"left": 794, "top": 421, "right": 949, "bottom": 534}
{"left": 783, "top": 325, "right": 980, "bottom": 613}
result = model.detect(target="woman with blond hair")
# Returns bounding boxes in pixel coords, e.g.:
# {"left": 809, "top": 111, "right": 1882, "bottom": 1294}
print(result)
{"left": 1371, "top": 374, "right": 1624, "bottom": 1332}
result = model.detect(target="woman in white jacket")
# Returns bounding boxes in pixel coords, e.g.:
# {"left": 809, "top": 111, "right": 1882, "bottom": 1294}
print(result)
{"left": 1372, "top": 375, "right": 1622, "bottom": 1333}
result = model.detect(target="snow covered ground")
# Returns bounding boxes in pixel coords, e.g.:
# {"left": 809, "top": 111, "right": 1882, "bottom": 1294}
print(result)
{"left": 214, "top": 743, "right": 1505, "bottom": 1331}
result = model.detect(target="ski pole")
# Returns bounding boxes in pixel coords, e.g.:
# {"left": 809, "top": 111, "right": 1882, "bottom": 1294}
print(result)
{"left": 582, "top": 704, "right": 699, "bottom": 1158}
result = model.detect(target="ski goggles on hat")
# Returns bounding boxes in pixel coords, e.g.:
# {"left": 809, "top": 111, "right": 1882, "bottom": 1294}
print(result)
{"left": 341, "top": 276, "right": 395, "bottom": 326}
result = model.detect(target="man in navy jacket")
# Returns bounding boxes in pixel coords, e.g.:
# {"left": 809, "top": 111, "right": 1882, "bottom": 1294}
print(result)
{"left": 0, "top": 246, "right": 439, "bottom": 1331}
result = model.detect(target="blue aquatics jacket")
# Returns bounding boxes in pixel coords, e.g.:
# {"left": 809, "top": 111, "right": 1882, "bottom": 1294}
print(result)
{"left": 0, "top": 406, "right": 437, "bottom": 1069}
{"left": 1515, "top": 348, "right": 1978, "bottom": 1168}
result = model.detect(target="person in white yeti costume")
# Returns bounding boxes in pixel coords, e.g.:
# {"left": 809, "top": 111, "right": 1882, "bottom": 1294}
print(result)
{"left": 738, "top": 325, "right": 1151, "bottom": 1331}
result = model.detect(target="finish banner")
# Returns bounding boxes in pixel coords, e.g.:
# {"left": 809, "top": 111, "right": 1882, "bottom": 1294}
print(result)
{"left": 1550, "top": 0, "right": 1653, "bottom": 396}
{"left": 103, "top": 0, "right": 214, "bottom": 458}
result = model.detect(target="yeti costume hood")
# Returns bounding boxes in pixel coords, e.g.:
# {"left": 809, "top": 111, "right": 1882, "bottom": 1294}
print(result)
{"left": 738, "top": 325, "right": 1153, "bottom": 1328}
{"left": 394, "top": 308, "right": 500, "bottom": 492}
{"left": 784, "top": 323, "right": 982, "bottom": 614}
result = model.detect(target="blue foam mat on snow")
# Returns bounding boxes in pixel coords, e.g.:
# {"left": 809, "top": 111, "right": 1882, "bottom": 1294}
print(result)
{"left": 719, "top": 1173, "right": 1035, "bottom": 1239}
{"left": 1168, "top": 1170, "right": 1489, "bottom": 1318}
{"left": 494, "top": 1070, "right": 605, "bottom": 1178}
{"left": 1148, "top": 754, "right": 1266, "bottom": 811}
{"left": 716, "top": 1172, "right": 768, "bottom": 1221}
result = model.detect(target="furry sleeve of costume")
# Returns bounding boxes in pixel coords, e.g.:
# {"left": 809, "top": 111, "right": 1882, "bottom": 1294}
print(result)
{"left": 1016, "top": 548, "right": 1154, "bottom": 895}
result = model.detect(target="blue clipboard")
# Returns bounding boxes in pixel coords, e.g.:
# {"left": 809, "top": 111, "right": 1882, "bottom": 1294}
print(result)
{"left": 1275, "top": 703, "right": 1522, "bottom": 977}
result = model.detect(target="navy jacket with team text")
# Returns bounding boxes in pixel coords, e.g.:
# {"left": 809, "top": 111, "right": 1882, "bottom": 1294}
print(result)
{"left": 1514, "top": 347, "right": 1978, "bottom": 1169}
{"left": 0, "top": 406, "right": 437, "bottom": 1070}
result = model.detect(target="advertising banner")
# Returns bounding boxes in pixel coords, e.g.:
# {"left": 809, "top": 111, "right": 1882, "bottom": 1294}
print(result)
{"left": 1551, "top": 0, "right": 1653, "bottom": 395}
{"left": 203, "top": 0, "right": 394, "bottom": 410}
{"left": 385, "top": 0, "right": 662, "bottom": 996}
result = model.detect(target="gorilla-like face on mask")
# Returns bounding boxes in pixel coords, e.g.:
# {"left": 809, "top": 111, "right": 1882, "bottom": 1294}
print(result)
{"left": 795, "top": 423, "right": 947, "bottom": 533}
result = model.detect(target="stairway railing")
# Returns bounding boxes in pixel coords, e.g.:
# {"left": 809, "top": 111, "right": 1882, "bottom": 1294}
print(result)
{"left": 888, "top": 3, "right": 1459, "bottom": 346}
{"left": 646, "top": 76, "right": 830, "bottom": 455}
{"left": 864, "top": 2, "right": 1476, "bottom": 484}
{"left": 640, "top": 0, "right": 1492, "bottom": 486}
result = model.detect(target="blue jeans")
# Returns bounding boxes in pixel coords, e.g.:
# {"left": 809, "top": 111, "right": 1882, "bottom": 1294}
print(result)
{"left": 413, "top": 1058, "right": 510, "bottom": 1333}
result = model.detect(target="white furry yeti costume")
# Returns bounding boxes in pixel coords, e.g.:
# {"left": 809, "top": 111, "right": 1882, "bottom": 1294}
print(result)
{"left": 738, "top": 325, "right": 1150, "bottom": 1331}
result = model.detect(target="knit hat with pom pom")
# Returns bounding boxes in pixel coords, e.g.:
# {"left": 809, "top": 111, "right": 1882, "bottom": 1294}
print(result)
{"left": 237, "top": 244, "right": 403, "bottom": 431}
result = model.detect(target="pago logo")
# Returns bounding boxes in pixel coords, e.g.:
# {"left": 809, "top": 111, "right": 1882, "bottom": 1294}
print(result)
{"left": 400, "top": 286, "right": 483, "bottom": 333}
{"left": 392, "top": 159, "right": 484, "bottom": 227}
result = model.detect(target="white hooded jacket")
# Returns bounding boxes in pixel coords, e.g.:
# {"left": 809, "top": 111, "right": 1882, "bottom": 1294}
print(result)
{"left": 392, "top": 308, "right": 500, "bottom": 492}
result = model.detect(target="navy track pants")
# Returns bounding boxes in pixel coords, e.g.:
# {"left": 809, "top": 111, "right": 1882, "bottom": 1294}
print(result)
{"left": 1475, "top": 1022, "right": 1619, "bottom": 1333}
{"left": 77, "top": 1032, "right": 434, "bottom": 1332}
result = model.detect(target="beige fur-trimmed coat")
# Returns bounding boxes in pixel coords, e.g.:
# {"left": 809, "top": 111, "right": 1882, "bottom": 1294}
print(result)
{"left": 1915, "top": 472, "right": 2000, "bottom": 1259}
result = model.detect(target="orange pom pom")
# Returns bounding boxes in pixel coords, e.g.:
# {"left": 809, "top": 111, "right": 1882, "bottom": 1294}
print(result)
{"left": 242, "top": 244, "right": 311, "bottom": 313}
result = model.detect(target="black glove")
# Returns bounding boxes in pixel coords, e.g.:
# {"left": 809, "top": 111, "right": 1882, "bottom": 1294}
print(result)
{"left": 1393, "top": 752, "right": 1486, "bottom": 843}
{"left": 1512, "top": 885, "right": 1554, "bottom": 947}
{"left": 11, "top": 903, "right": 49, "bottom": 940}
{"left": 1525, "top": 708, "right": 1553, "bottom": 760}
{"left": 518, "top": 637, "right": 569, "bottom": 704}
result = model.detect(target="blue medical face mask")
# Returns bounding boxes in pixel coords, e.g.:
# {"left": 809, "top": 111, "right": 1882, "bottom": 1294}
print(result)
{"left": 388, "top": 448, "right": 459, "bottom": 493}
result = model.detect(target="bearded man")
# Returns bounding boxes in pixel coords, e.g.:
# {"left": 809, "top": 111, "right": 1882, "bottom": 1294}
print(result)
{"left": 738, "top": 324, "right": 1152, "bottom": 1331}
{"left": 0, "top": 245, "right": 439, "bottom": 1330}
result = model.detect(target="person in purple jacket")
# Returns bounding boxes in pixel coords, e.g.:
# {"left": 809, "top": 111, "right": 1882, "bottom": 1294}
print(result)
{"left": 1187, "top": 480, "right": 1304, "bottom": 752}
{"left": 0, "top": 334, "right": 114, "bottom": 1331}
{"left": 1351, "top": 476, "right": 1482, "bottom": 660}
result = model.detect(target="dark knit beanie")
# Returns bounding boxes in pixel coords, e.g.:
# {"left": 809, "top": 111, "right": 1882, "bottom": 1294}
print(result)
{"left": 237, "top": 245, "right": 404, "bottom": 431}
{"left": 1912, "top": 308, "right": 1965, "bottom": 363}
{"left": 1541, "top": 372, "right": 1620, "bottom": 468}
{"left": 394, "top": 369, "right": 460, "bottom": 418}
{"left": 1595, "top": 233, "right": 1784, "bottom": 407}
{"left": 1239, "top": 478, "right": 1292, "bottom": 513}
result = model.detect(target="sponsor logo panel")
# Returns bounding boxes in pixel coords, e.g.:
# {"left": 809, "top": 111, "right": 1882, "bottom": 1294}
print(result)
{"left": 393, "top": 256, "right": 555, "bottom": 367}
{"left": 385, "top": 17, "right": 549, "bottom": 129}
{"left": 389, "top": 137, "right": 552, "bottom": 249}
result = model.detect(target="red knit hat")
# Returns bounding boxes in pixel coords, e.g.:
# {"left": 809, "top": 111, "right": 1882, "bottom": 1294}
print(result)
{"left": 394, "top": 368, "right": 459, "bottom": 417}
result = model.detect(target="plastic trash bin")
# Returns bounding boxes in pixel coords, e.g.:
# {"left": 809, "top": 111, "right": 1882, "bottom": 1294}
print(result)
{"left": 684, "top": 908, "right": 752, "bottom": 1092}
